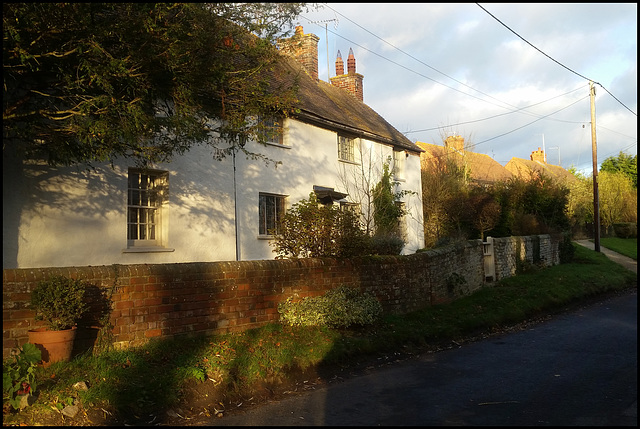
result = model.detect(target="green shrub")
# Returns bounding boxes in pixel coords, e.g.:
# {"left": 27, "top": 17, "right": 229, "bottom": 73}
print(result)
{"left": 30, "top": 275, "right": 89, "bottom": 330}
{"left": 613, "top": 223, "right": 637, "bottom": 238}
{"left": 558, "top": 233, "right": 576, "bottom": 264}
{"left": 270, "top": 193, "right": 371, "bottom": 258}
{"left": 369, "top": 234, "right": 404, "bottom": 255}
{"left": 278, "top": 285, "right": 383, "bottom": 328}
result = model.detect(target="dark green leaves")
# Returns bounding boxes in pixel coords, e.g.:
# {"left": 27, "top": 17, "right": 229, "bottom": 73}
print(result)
{"left": 3, "top": 3, "right": 307, "bottom": 167}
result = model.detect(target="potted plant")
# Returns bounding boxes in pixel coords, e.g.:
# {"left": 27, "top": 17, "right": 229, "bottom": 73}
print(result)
{"left": 28, "top": 275, "right": 89, "bottom": 366}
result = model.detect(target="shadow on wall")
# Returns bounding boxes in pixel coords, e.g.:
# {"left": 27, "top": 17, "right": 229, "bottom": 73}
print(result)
{"left": 3, "top": 146, "right": 126, "bottom": 268}
{"left": 72, "top": 282, "right": 116, "bottom": 358}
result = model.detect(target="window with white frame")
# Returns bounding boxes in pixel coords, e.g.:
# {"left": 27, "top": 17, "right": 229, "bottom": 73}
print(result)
{"left": 127, "top": 169, "right": 168, "bottom": 248}
{"left": 258, "top": 115, "right": 284, "bottom": 145}
{"left": 393, "top": 149, "right": 406, "bottom": 180}
{"left": 259, "top": 193, "right": 286, "bottom": 236}
{"left": 338, "top": 134, "right": 357, "bottom": 163}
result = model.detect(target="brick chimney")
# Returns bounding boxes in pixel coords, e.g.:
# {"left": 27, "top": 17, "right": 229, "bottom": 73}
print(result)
{"left": 330, "top": 48, "right": 364, "bottom": 102}
{"left": 530, "top": 147, "right": 546, "bottom": 163}
{"left": 278, "top": 25, "right": 319, "bottom": 81}
{"left": 444, "top": 135, "right": 465, "bottom": 152}
{"left": 335, "top": 50, "right": 344, "bottom": 75}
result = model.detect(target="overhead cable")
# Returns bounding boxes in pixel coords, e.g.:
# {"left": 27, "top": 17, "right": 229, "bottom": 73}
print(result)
{"left": 476, "top": 3, "right": 637, "bottom": 117}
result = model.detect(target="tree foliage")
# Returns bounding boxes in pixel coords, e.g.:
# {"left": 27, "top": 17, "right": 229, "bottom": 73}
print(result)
{"left": 421, "top": 147, "right": 469, "bottom": 247}
{"left": 372, "top": 162, "right": 407, "bottom": 238}
{"left": 270, "top": 193, "right": 369, "bottom": 259}
{"left": 422, "top": 153, "right": 572, "bottom": 247}
{"left": 598, "top": 170, "right": 637, "bottom": 228}
{"left": 492, "top": 175, "right": 570, "bottom": 237}
{"left": 565, "top": 175, "right": 594, "bottom": 229}
{"left": 3, "top": 3, "right": 307, "bottom": 167}
{"left": 600, "top": 151, "right": 637, "bottom": 189}
{"left": 564, "top": 170, "right": 636, "bottom": 235}
{"left": 466, "top": 187, "right": 501, "bottom": 240}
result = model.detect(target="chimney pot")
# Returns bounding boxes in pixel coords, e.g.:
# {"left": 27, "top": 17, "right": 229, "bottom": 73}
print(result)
{"left": 329, "top": 47, "right": 364, "bottom": 101}
{"left": 335, "top": 50, "right": 344, "bottom": 75}
{"left": 347, "top": 47, "right": 356, "bottom": 74}
{"left": 445, "top": 135, "right": 465, "bottom": 152}
{"left": 530, "top": 147, "right": 546, "bottom": 163}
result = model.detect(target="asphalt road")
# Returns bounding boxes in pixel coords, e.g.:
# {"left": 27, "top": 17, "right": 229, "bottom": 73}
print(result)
{"left": 204, "top": 287, "right": 637, "bottom": 426}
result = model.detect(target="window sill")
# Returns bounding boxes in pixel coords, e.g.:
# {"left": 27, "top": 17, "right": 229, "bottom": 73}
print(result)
{"left": 122, "top": 247, "right": 175, "bottom": 253}
{"left": 257, "top": 235, "right": 275, "bottom": 240}
{"left": 264, "top": 142, "right": 290, "bottom": 149}
{"left": 338, "top": 159, "right": 360, "bottom": 166}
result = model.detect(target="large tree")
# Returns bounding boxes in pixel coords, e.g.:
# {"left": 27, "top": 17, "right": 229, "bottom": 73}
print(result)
{"left": 420, "top": 149, "right": 469, "bottom": 247}
{"left": 3, "top": 3, "right": 308, "bottom": 167}
{"left": 600, "top": 151, "right": 637, "bottom": 189}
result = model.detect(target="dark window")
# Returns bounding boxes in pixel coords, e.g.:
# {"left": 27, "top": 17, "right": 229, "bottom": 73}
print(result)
{"left": 259, "top": 193, "right": 286, "bottom": 235}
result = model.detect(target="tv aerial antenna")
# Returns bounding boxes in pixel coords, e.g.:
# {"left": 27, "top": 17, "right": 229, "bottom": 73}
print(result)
{"left": 309, "top": 16, "right": 339, "bottom": 81}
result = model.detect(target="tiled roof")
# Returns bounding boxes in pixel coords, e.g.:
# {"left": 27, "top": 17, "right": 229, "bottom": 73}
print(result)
{"left": 417, "top": 142, "right": 513, "bottom": 184}
{"left": 274, "top": 56, "right": 422, "bottom": 154}
{"left": 505, "top": 158, "right": 578, "bottom": 184}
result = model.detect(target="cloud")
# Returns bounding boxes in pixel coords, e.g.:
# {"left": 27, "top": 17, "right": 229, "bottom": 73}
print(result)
{"left": 301, "top": 3, "right": 637, "bottom": 172}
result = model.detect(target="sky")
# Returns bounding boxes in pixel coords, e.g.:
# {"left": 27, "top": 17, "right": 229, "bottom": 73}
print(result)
{"left": 296, "top": 3, "right": 637, "bottom": 175}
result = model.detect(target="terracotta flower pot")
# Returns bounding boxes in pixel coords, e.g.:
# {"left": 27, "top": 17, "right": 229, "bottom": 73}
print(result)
{"left": 28, "top": 326, "right": 77, "bottom": 367}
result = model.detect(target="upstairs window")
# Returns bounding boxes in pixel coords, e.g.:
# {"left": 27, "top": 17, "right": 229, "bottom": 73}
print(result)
{"left": 259, "top": 193, "right": 286, "bottom": 236}
{"left": 127, "top": 169, "right": 168, "bottom": 248}
{"left": 338, "top": 135, "right": 357, "bottom": 163}
{"left": 258, "top": 115, "right": 284, "bottom": 145}
{"left": 393, "top": 149, "right": 406, "bottom": 180}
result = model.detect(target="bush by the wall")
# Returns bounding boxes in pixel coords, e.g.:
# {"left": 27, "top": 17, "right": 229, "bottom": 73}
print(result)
{"left": 278, "top": 285, "right": 383, "bottom": 328}
{"left": 270, "top": 193, "right": 371, "bottom": 258}
{"left": 369, "top": 234, "right": 404, "bottom": 255}
{"left": 558, "top": 233, "right": 576, "bottom": 264}
{"left": 30, "top": 275, "right": 89, "bottom": 331}
{"left": 613, "top": 223, "right": 637, "bottom": 238}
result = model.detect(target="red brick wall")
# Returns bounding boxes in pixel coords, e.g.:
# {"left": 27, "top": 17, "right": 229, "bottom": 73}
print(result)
{"left": 330, "top": 73, "right": 364, "bottom": 102}
{"left": 4, "top": 237, "right": 556, "bottom": 359}
{"left": 278, "top": 26, "right": 319, "bottom": 81}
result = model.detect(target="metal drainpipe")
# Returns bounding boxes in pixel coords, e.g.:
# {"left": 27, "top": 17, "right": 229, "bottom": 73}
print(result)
{"left": 233, "top": 147, "right": 240, "bottom": 261}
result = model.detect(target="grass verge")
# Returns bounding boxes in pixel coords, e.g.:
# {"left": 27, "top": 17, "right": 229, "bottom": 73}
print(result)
{"left": 3, "top": 243, "right": 637, "bottom": 426}
{"left": 600, "top": 237, "right": 637, "bottom": 260}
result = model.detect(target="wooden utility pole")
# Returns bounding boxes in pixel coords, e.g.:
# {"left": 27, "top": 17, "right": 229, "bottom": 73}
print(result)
{"left": 590, "top": 81, "right": 600, "bottom": 252}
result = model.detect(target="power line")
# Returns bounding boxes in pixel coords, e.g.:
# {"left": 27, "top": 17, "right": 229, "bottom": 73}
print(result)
{"left": 473, "top": 96, "right": 589, "bottom": 147}
{"left": 405, "top": 86, "right": 588, "bottom": 134}
{"left": 301, "top": 13, "right": 586, "bottom": 129}
{"left": 300, "top": 5, "right": 635, "bottom": 167}
{"left": 413, "top": 96, "right": 590, "bottom": 165}
{"left": 313, "top": 5, "right": 589, "bottom": 123}
{"left": 321, "top": 4, "right": 516, "bottom": 112}
{"left": 476, "top": 3, "right": 637, "bottom": 117}
{"left": 300, "top": 15, "right": 513, "bottom": 111}
{"left": 303, "top": 5, "right": 623, "bottom": 137}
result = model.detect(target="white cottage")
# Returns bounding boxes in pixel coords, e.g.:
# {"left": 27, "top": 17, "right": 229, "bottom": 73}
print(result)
{"left": 2, "top": 26, "right": 424, "bottom": 269}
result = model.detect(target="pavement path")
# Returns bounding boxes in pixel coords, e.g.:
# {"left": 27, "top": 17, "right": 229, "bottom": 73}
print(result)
{"left": 574, "top": 240, "right": 637, "bottom": 274}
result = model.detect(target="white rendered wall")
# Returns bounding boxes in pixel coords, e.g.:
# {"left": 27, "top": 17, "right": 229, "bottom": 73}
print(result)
{"left": 3, "top": 117, "right": 424, "bottom": 269}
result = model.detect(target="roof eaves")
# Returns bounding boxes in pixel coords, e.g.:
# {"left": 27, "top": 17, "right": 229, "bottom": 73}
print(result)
{"left": 294, "top": 109, "right": 423, "bottom": 153}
